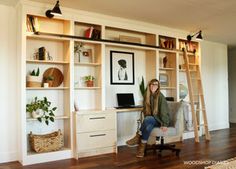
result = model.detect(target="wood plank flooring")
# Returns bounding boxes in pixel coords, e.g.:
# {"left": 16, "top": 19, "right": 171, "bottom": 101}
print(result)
{"left": 1, "top": 126, "right": 236, "bottom": 169}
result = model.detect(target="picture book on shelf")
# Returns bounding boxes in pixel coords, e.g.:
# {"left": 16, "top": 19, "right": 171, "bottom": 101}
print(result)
{"left": 84, "top": 27, "right": 94, "bottom": 38}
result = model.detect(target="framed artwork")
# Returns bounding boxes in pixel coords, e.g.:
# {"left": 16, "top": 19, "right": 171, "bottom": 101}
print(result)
{"left": 80, "top": 48, "right": 93, "bottom": 63}
{"left": 110, "top": 50, "right": 134, "bottom": 85}
{"left": 159, "top": 73, "right": 169, "bottom": 86}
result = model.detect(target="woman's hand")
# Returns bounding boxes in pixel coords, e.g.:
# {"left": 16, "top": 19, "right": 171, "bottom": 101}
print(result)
{"left": 160, "top": 127, "right": 168, "bottom": 132}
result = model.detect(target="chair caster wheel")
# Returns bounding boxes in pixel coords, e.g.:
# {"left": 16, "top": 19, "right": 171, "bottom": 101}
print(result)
{"left": 176, "top": 150, "right": 180, "bottom": 157}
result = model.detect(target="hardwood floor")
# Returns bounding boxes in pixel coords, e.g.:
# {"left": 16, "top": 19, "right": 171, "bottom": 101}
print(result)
{"left": 1, "top": 127, "right": 236, "bottom": 169}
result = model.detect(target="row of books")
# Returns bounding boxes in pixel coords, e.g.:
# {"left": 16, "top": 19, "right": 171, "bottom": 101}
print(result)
{"left": 27, "top": 15, "right": 40, "bottom": 32}
{"left": 84, "top": 27, "right": 101, "bottom": 39}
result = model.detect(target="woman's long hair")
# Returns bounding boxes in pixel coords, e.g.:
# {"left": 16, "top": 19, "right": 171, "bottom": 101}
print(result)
{"left": 143, "top": 79, "right": 160, "bottom": 116}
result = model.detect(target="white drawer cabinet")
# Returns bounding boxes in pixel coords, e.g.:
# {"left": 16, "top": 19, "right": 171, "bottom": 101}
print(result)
{"left": 77, "top": 113, "right": 115, "bottom": 133}
{"left": 75, "top": 110, "right": 117, "bottom": 158}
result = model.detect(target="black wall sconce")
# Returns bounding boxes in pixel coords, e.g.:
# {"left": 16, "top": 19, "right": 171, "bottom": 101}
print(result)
{"left": 45, "top": 0, "right": 62, "bottom": 18}
{"left": 187, "top": 30, "right": 203, "bottom": 41}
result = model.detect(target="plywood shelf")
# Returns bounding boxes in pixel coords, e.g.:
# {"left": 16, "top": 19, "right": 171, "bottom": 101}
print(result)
{"left": 74, "top": 62, "right": 101, "bottom": 66}
{"left": 27, "top": 115, "right": 70, "bottom": 121}
{"left": 27, "top": 147, "right": 71, "bottom": 156}
{"left": 74, "top": 87, "right": 101, "bottom": 90}
{"left": 26, "top": 60, "right": 69, "bottom": 65}
{"left": 159, "top": 67, "right": 175, "bottom": 71}
{"left": 26, "top": 87, "right": 69, "bottom": 90}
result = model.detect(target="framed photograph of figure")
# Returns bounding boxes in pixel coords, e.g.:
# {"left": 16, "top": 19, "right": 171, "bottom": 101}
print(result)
{"left": 110, "top": 50, "right": 134, "bottom": 85}
{"left": 159, "top": 73, "right": 169, "bottom": 87}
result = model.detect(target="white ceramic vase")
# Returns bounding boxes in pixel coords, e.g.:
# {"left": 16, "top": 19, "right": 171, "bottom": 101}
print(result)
{"left": 32, "top": 110, "right": 43, "bottom": 119}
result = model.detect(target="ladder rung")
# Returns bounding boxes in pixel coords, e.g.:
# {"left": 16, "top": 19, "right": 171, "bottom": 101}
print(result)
{"left": 196, "top": 108, "right": 206, "bottom": 112}
{"left": 185, "top": 101, "right": 199, "bottom": 104}
{"left": 197, "top": 124, "right": 208, "bottom": 127}
{"left": 191, "top": 78, "right": 201, "bottom": 80}
{"left": 193, "top": 94, "right": 203, "bottom": 96}
{"left": 189, "top": 63, "right": 199, "bottom": 66}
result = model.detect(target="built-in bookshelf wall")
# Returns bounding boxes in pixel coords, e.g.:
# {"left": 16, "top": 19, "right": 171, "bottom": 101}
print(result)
{"left": 20, "top": 6, "right": 200, "bottom": 165}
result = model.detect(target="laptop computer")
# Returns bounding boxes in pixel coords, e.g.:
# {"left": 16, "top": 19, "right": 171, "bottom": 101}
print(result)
{"left": 115, "top": 93, "right": 142, "bottom": 109}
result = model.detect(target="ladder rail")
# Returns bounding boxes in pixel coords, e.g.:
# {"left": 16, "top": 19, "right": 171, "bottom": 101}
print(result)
{"left": 183, "top": 49, "right": 210, "bottom": 142}
{"left": 183, "top": 50, "right": 199, "bottom": 142}
{"left": 196, "top": 66, "right": 211, "bottom": 140}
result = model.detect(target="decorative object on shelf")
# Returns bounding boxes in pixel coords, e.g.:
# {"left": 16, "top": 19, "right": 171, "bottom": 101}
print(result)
{"left": 29, "top": 129, "right": 63, "bottom": 153}
{"left": 38, "top": 47, "right": 46, "bottom": 60}
{"left": 187, "top": 30, "right": 203, "bottom": 41}
{"left": 84, "top": 75, "right": 95, "bottom": 87}
{"left": 43, "top": 67, "right": 64, "bottom": 87}
{"left": 159, "top": 36, "right": 175, "bottom": 49}
{"left": 74, "top": 42, "right": 84, "bottom": 62}
{"left": 45, "top": 0, "right": 62, "bottom": 18}
{"left": 91, "top": 29, "right": 101, "bottom": 39}
{"left": 27, "top": 15, "right": 39, "bottom": 32}
{"left": 163, "top": 56, "right": 168, "bottom": 68}
{"left": 159, "top": 73, "right": 169, "bottom": 87}
{"left": 119, "top": 35, "right": 141, "bottom": 44}
{"left": 26, "top": 67, "right": 42, "bottom": 87}
{"left": 179, "top": 40, "right": 198, "bottom": 53}
{"left": 74, "top": 101, "right": 79, "bottom": 111}
{"left": 139, "top": 76, "right": 146, "bottom": 98}
{"left": 26, "top": 97, "right": 57, "bottom": 125}
{"left": 84, "top": 27, "right": 94, "bottom": 38}
{"left": 81, "top": 48, "right": 93, "bottom": 63}
{"left": 110, "top": 50, "right": 135, "bottom": 85}
{"left": 43, "top": 75, "right": 54, "bottom": 87}
{"left": 179, "top": 84, "right": 188, "bottom": 100}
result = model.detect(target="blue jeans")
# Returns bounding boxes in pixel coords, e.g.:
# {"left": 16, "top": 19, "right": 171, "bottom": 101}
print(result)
{"left": 140, "top": 116, "right": 161, "bottom": 141}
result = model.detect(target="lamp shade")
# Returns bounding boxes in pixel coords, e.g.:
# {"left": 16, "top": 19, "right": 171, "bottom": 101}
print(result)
{"left": 196, "top": 31, "right": 203, "bottom": 41}
{"left": 51, "top": 1, "right": 62, "bottom": 16}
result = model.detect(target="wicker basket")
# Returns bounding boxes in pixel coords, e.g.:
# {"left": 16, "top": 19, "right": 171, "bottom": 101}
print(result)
{"left": 29, "top": 130, "right": 64, "bottom": 153}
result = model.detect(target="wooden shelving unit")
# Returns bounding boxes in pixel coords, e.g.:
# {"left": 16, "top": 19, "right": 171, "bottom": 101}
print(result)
{"left": 19, "top": 5, "right": 201, "bottom": 165}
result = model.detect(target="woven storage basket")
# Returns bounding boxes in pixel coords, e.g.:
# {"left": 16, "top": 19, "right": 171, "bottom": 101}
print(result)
{"left": 29, "top": 130, "right": 63, "bottom": 153}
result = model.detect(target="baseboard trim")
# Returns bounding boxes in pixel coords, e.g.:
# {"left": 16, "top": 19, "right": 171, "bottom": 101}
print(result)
{"left": 0, "top": 151, "right": 18, "bottom": 163}
{"left": 209, "top": 122, "right": 229, "bottom": 131}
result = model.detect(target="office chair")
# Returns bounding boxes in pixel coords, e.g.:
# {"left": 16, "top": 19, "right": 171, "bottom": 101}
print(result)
{"left": 146, "top": 101, "right": 184, "bottom": 156}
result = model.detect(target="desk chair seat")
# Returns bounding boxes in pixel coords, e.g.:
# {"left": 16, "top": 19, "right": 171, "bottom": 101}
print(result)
{"left": 146, "top": 101, "right": 184, "bottom": 156}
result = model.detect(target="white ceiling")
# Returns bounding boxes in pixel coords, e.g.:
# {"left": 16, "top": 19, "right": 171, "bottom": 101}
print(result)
{"left": 4, "top": 0, "right": 236, "bottom": 47}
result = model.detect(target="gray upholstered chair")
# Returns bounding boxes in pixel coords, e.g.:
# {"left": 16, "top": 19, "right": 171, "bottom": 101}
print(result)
{"left": 146, "top": 101, "right": 184, "bottom": 156}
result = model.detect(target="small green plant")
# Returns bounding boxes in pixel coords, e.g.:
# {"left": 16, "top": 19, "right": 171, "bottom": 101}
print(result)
{"left": 74, "top": 42, "right": 83, "bottom": 53}
{"left": 26, "top": 97, "right": 57, "bottom": 125}
{"left": 139, "top": 76, "right": 147, "bottom": 98}
{"left": 30, "top": 68, "right": 40, "bottom": 76}
{"left": 44, "top": 75, "right": 54, "bottom": 81}
{"left": 84, "top": 75, "right": 95, "bottom": 82}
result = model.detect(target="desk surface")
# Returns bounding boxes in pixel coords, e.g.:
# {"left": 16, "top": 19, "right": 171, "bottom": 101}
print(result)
{"left": 115, "top": 107, "right": 142, "bottom": 112}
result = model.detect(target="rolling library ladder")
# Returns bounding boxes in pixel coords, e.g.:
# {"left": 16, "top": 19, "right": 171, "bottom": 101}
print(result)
{"left": 183, "top": 49, "right": 211, "bottom": 142}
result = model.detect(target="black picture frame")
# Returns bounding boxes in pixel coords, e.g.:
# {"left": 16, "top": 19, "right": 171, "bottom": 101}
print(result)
{"left": 110, "top": 50, "right": 134, "bottom": 85}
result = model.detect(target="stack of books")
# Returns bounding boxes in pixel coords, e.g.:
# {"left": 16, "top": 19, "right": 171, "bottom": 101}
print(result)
{"left": 27, "top": 15, "right": 40, "bottom": 32}
{"left": 84, "top": 27, "right": 101, "bottom": 39}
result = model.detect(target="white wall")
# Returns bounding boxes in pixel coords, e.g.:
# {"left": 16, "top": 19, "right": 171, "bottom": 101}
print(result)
{"left": 0, "top": 4, "right": 17, "bottom": 163}
{"left": 201, "top": 41, "right": 229, "bottom": 130}
{"left": 228, "top": 48, "right": 236, "bottom": 123}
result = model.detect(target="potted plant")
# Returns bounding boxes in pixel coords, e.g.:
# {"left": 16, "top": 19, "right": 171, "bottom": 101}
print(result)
{"left": 26, "top": 96, "right": 57, "bottom": 125}
{"left": 139, "top": 76, "right": 147, "bottom": 98}
{"left": 26, "top": 68, "right": 42, "bottom": 87}
{"left": 44, "top": 75, "right": 54, "bottom": 87}
{"left": 84, "top": 75, "right": 95, "bottom": 87}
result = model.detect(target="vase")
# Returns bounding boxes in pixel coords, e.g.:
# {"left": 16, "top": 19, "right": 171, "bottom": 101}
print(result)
{"left": 86, "top": 80, "right": 94, "bottom": 87}
{"left": 26, "top": 75, "right": 42, "bottom": 87}
{"left": 32, "top": 110, "right": 43, "bottom": 119}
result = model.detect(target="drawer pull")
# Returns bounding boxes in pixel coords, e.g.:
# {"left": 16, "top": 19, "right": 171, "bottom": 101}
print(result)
{"left": 89, "top": 117, "right": 105, "bottom": 120}
{"left": 89, "top": 134, "right": 106, "bottom": 137}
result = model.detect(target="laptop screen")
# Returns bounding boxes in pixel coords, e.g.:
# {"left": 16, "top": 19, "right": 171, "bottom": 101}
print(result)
{"left": 117, "top": 93, "right": 135, "bottom": 107}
